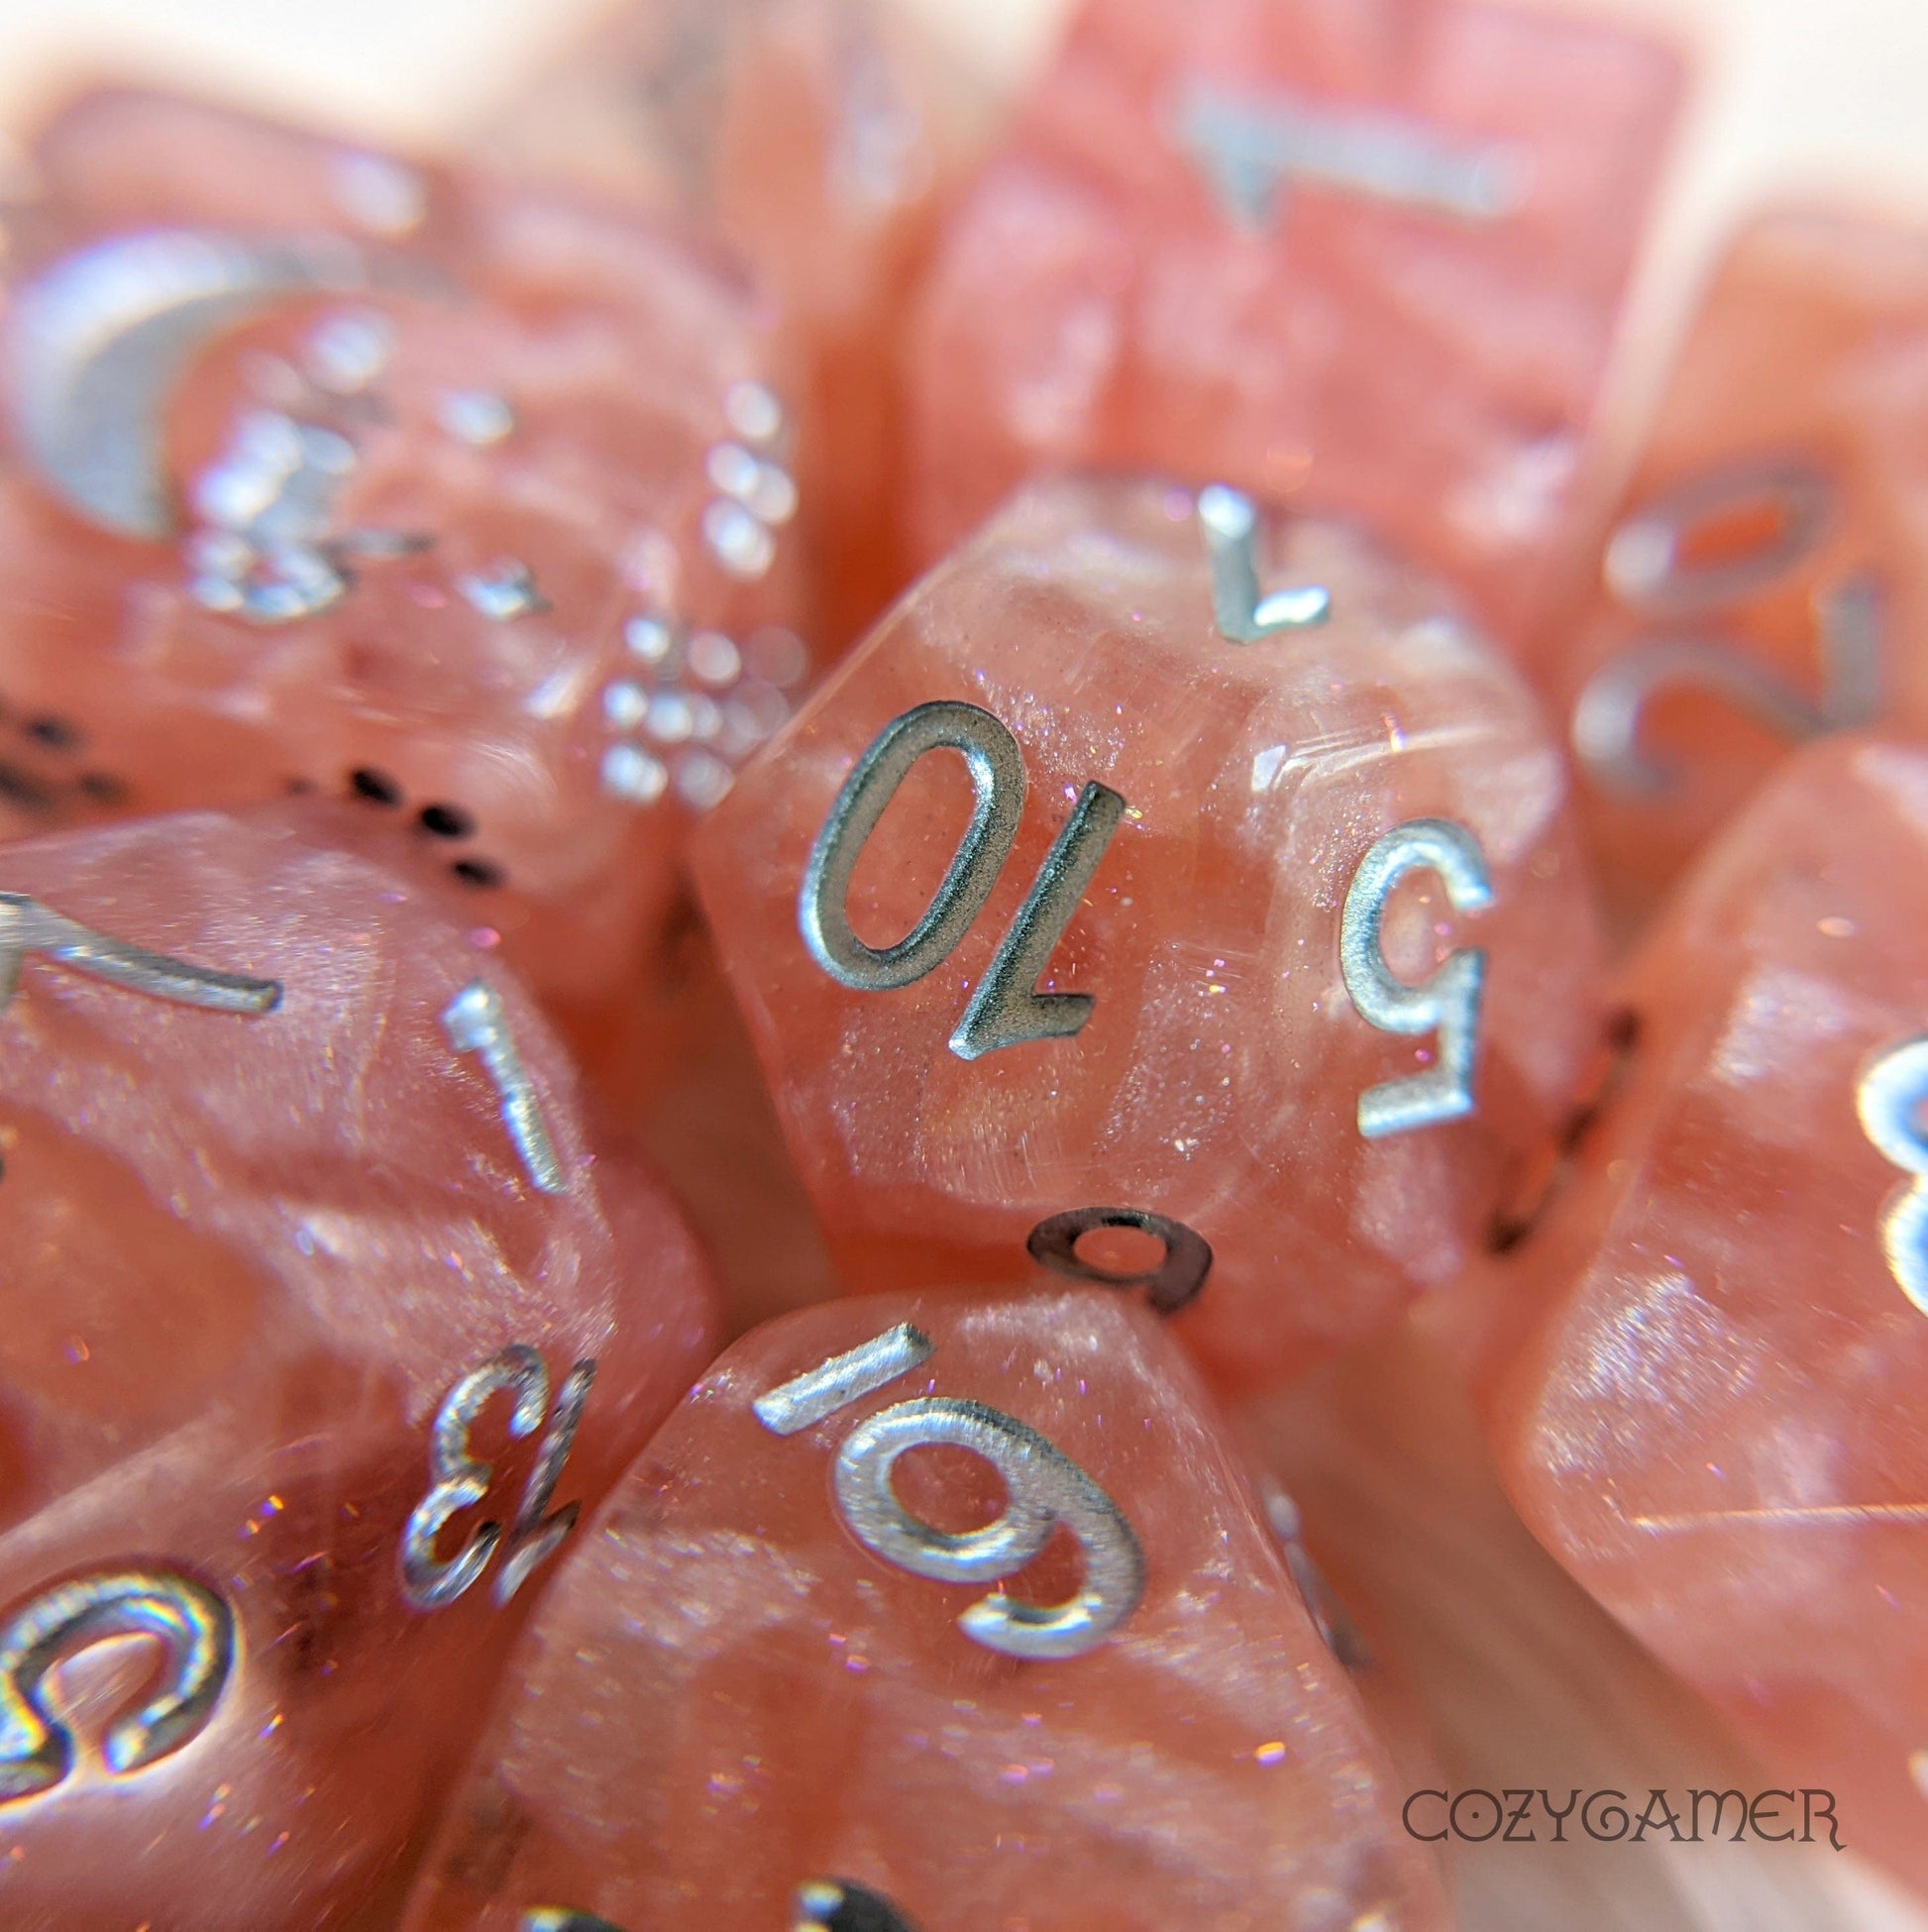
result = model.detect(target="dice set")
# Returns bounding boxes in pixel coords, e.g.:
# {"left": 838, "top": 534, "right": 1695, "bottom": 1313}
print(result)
{"left": 0, "top": 0, "right": 1921, "bottom": 1926}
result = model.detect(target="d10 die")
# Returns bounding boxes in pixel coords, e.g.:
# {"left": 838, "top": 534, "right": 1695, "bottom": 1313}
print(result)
{"left": 0, "top": 804, "right": 719, "bottom": 1931}
{"left": 907, "top": 0, "right": 1682, "bottom": 646}
{"left": 399, "top": 1287, "right": 1447, "bottom": 1931}
{"left": 693, "top": 477, "right": 1604, "bottom": 1389}
{"left": 1483, "top": 732, "right": 1928, "bottom": 1901}
{"left": 1545, "top": 207, "right": 1928, "bottom": 930}
{"left": 478, "top": 0, "right": 981, "bottom": 647}
{"left": 0, "top": 88, "right": 809, "bottom": 1031}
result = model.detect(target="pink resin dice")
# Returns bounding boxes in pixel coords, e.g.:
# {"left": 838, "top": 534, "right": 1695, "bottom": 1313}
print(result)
{"left": 0, "top": 88, "right": 810, "bottom": 1036}
{"left": 400, "top": 1287, "right": 1446, "bottom": 1930}
{"left": 0, "top": 804, "right": 718, "bottom": 1929}
{"left": 1540, "top": 206, "right": 1928, "bottom": 930}
{"left": 1485, "top": 732, "right": 1928, "bottom": 1900}
{"left": 479, "top": 0, "right": 982, "bottom": 647}
{"left": 908, "top": 0, "right": 1682, "bottom": 645}
{"left": 694, "top": 477, "right": 1603, "bottom": 1390}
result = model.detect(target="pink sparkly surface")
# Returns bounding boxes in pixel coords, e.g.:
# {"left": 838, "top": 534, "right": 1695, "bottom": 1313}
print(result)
{"left": 0, "top": 89, "right": 810, "bottom": 1027}
{"left": 1534, "top": 207, "right": 1928, "bottom": 933}
{"left": 1485, "top": 732, "right": 1928, "bottom": 1899}
{"left": 695, "top": 476, "right": 1603, "bottom": 1390}
{"left": 907, "top": 0, "right": 1682, "bottom": 647}
{"left": 0, "top": 804, "right": 718, "bottom": 1929}
{"left": 400, "top": 1285, "right": 1446, "bottom": 1931}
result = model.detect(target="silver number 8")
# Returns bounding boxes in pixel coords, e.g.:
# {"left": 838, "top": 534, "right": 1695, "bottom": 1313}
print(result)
{"left": 1858, "top": 1034, "right": 1928, "bottom": 1316}
{"left": 832, "top": 1396, "right": 1144, "bottom": 1662}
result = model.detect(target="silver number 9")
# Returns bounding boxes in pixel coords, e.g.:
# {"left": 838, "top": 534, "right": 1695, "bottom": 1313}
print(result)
{"left": 1339, "top": 818, "right": 1491, "bottom": 1138}
{"left": 1858, "top": 1034, "right": 1928, "bottom": 1315}
{"left": 400, "top": 1345, "right": 596, "bottom": 1610}
{"left": 832, "top": 1396, "right": 1144, "bottom": 1662}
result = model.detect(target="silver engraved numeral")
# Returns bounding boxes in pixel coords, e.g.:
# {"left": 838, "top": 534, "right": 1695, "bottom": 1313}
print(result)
{"left": 1174, "top": 77, "right": 1527, "bottom": 231}
{"left": 442, "top": 980, "right": 566, "bottom": 1195}
{"left": 755, "top": 1327, "right": 1144, "bottom": 1661}
{"left": 1574, "top": 460, "right": 1883, "bottom": 796}
{"left": 0, "top": 893, "right": 281, "bottom": 1015}
{"left": 752, "top": 1324, "right": 934, "bottom": 1437}
{"left": 1026, "top": 1206, "right": 1214, "bottom": 1315}
{"left": 834, "top": 1398, "right": 1144, "bottom": 1662}
{"left": 399, "top": 1346, "right": 597, "bottom": 1610}
{"left": 799, "top": 702, "right": 1125, "bottom": 1060}
{"left": 1339, "top": 819, "right": 1492, "bottom": 1138}
{"left": 1858, "top": 1035, "right": 1928, "bottom": 1316}
{"left": 0, "top": 1570, "right": 235, "bottom": 1802}
{"left": 1197, "top": 485, "right": 1332, "bottom": 640}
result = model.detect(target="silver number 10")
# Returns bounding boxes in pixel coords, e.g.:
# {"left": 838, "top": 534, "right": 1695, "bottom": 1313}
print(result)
{"left": 799, "top": 701, "right": 1124, "bottom": 1060}
{"left": 1339, "top": 819, "right": 1491, "bottom": 1138}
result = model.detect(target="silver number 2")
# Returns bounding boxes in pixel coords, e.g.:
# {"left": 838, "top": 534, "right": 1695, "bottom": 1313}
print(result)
{"left": 399, "top": 1345, "right": 596, "bottom": 1610}
{"left": 1858, "top": 1035, "right": 1928, "bottom": 1316}
{"left": 1573, "top": 460, "right": 1883, "bottom": 796}
{"left": 756, "top": 1326, "right": 1144, "bottom": 1662}
{"left": 1339, "top": 819, "right": 1492, "bottom": 1138}
{"left": 799, "top": 701, "right": 1125, "bottom": 1060}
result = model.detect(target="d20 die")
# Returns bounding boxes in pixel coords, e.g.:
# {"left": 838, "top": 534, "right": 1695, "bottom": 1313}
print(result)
{"left": 907, "top": 0, "right": 1682, "bottom": 646}
{"left": 399, "top": 1287, "right": 1447, "bottom": 1930}
{"left": 1548, "top": 208, "right": 1928, "bottom": 930}
{"left": 693, "top": 477, "right": 1603, "bottom": 1389}
{"left": 0, "top": 804, "right": 718, "bottom": 1931}
{"left": 0, "top": 88, "right": 810, "bottom": 1034}
{"left": 1483, "top": 732, "right": 1928, "bottom": 1901}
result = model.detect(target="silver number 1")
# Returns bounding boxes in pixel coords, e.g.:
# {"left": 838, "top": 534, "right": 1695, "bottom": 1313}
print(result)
{"left": 1339, "top": 819, "right": 1491, "bottom": 1138}
{"left": 1858, "top": 1035, "right": 1928, "bottom": 1316}
{"left": 799, "top": 701, "right": 1124, "bottom": 1059}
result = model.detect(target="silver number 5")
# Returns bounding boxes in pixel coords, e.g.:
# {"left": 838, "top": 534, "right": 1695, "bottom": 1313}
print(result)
{"left": 832, "top": 1395, "right": 1144, "bottom": 1662}
{"left": 1339, "top": 818, "right": 1492, "bottom": 1138}
{"left": 399, "top": 1345, "right": 596, "bottom": 1610}
{"left": 799, "top": 701, "right": 1125, "bottom": 1060}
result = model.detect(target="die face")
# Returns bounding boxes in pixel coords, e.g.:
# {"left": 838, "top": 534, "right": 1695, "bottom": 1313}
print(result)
{"left": 400, "top": 1286, "right": 1447, "bottom": 1932}
{"left": 694, "top": 477, "right": 1603, "bottom": 1389}
{"left": 1543, "top": 209, "right": 1928, "bottom": 932}
{"left": 0, "top": 805, "right": 719, "bottom": 1930}
{"left": 906, "top": 0, "right": 1682, "bottom": 645}
{"left": 480, "top": 0, "right": 979, "bottom": 647}
{"left": 1484, "top": 733, "right": 1928, "bottom": 1898}
{"left": 0, "top": 89, "right": 811, "bottom": 1019}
